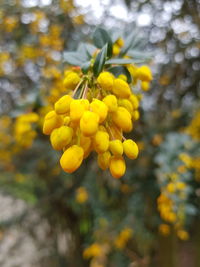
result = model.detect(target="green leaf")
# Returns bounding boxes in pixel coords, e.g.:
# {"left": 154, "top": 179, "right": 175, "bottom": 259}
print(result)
{"left": 119, "top": 29, "right": 138, "bottom": 56}
{"left": 81, "top": 61, "right": 91, "bottom": 74}
{"left": 111, "top": 30, "right": 123, "bottom": 43}
{"left": 105, "top": 58, "right": 145, "bottom": 65}
{"left": 128, "top": 49, "right": 152, "bottom": 60}
{"left": 108, "top": 66, "right": 132, "bottom": 83}
{"left": 93, "top": 44, "right": 107, "bottom": 77}
{"left": 63, "top": 51, "right": 85, "bottom": 66}
{"left": 93, "top": 27, "right": 113, "bottom": 57}
{"left": 85, "top": 43, "right": 96, "bottom": 56}
{"left": 77, "top": 43, "right": 91, "bottom": 61}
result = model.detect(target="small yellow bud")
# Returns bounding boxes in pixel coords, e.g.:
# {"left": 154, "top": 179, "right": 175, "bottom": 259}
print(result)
{"left": 80, "top": 111, "right": 99, "bottom": 136}
{"left": 166, "top": 182, "right": 176, "bottom": 193}
{"left": 118, "top": 74, "right": 127, "bottom": 81}
{"left": 50, "top": 126, "right": 73, "bottom": 150}
{"left": 60, "top": 145, "right": 84, "bottom": 173}
{"left": 109, "top": 140, "right": 123, "bottom": 156}
{"left": 103, "top": 95, "right": 118, "bottom": 112}
{"left": 43, "top": 111, "right": 63, "bottom": 135}
{"left": 127, "top": 64, "right": 138, "bottom": 78}
{"left": 70, "top": 99, "right": 89, "bottom": 121}
{"left": 113, "top": 79, "right": 131, "bottom": 98}
{"left": 112, "top": 44, "right": 120, "bottom": 55}
{"left": 141, "top": 81, "right": 150, "bottom": 91}
{"left": 177, "top": 230, "right": 189, "bottom": 241}
{"left": 97, "top": 72, "right": 114, "bottom": 91}
{"left": 118, "top": 99, "right": 133, "bottom": 113}
{"left": 93, "top": 130, "right": 109, "bottom": 154}
{"left": 76, "top": 187, "right": 88, "bottom": 204}
{"left": 116, "top": 38, "right": 124, "bottom": 47}
{"left": 159, "top": 224, "right": 170, "bottom": 236}
{"left": 123, "top": 139, "right": 139, "bottom": 159}
{"left": 136, "top": 65, "right": 152, "bottom": 82}
{"left": 132, "top": 110, "right": 140, "bottom": 121}
{"left": 129, "top": 94, "right": 139, "bottom": 109}
{"left": 80, "top": 134, "right": 92, "bottom": 158}
{"left": 109, "top": 156, "right": 126, "bottom": 179}
{"left": 90, "top": 99, "right": 108, "bottom": 123}
{"left": 63, "top": 72, "right": 81, "bottom": 90}
{"left": 167, "top": 212, "right": 176, "bottom": 223}
{"left": 54, "top": 95, "right": 72, "bottom": 114}
{"left": 98, "top": 151, "right": 111, "bottom": 170}
{"left": 112, "top": 107, "right": 132, "bottom": 133}
{"left": 176, "top": 182, "right": 186, "bottom": 190}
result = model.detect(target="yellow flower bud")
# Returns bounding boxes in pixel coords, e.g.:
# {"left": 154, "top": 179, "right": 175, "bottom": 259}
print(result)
{"left": 166, "top": 182, "right": 176, "bottom": 193}
{"left": 118, "top": 74, "right": 127, "bottom": 81}
{"left": 80, "top": 134, "right": 92, "bottom": 158}
{"left": 50, "top": 126, "right": 73, "bottom": 150}
{"left": 54, "top": 95, "right": 72, "bottom": 114}
{"left": 63, "top": 72, "right": 81, "bottom": 90}
{"left": 81, "top": 99, "right": 90, "bottom": 110}
{"left": 116, "top": 38, "right": 124, "bottom": 47}
{"left": 103, "top": 95, "right": 118, "bottom": 112}
{"left": 177, "top": 230, "right": 189, "bottom": 241}
{"left": 113, "top": 79, "right": 131, "bottom": 98}
{"left": 97, "top": 151, "right": 111, "bottom": 170}
{"left": 118, "top": 99, "right": 133, "bottom": 113}
{"left": 109, "top": 140, "right": 123, "bottom": 156}
{"left": 109, "top": 156, "right": 126, "bottom": 179}
{"left": 80, "top": 111, "right": 99, "bottom": 136}
{"left": 141, "top": 81, "right": 150, "bottom": 91}
{"left": 43, "top": 111, "right": 63, "bottom": 135}
{"left": 176, "top": 182, "right": 186, "bottom": 190}
{"left": 20, "top": 112, "right": 39, "bottom": 123}
{"left": 129, "top": 94, "right": 139, "bottom": 109}
{"left": 112, "top": 107, "right": 132, "bottom": 133}
{"left": 112, "top": 44, "right": 120, "bottom": 55}
{"left": 93, "top": 130, "right": 109, "bottom": 154}
{"left": 123, "top": 139, "right": 138, "bottom": 159}
{"left": 127, "top": 64, "right": 138, "bottom": 79}
{"left": 132, "top": 110, "right": 140, "bottom": 121}
{"left": 136, "top": 65, "right": 152, "bottom": 82}
{"left": 70, "top": 99, "right": 89, "bottom": 121}
{"left": 159, "top": 224, "right": 170, "bottom": 236}
{"left": 60, "top": 145, "right": 84, "bottom": 173}
{"left": 76, "top": 187, "right": 88, "bottom": 204}
{"left": 90, "top": 99, "right": 108, "bottom": 123}
{"left": 97, "top": 72, "right": 114, "bottom": 91}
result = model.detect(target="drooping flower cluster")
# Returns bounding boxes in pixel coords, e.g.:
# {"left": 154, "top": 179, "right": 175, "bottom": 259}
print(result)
{"left": 43, "top": 64, "right": 152, "bottom": 178}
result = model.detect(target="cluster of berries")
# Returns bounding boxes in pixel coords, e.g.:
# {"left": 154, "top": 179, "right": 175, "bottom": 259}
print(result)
{"left": 43, "top": 65, "right": 152, "bottom": 178}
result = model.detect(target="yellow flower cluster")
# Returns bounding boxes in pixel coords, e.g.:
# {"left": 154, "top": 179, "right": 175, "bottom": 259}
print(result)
{"left": 75, "top": 187, "right": 88, "bottom": 204}
{"left": 83, "top": 243, "right": 103, "bottom": 259}
{"left": 185, "top": 110, "right": 200, "bottom": 141}
{"left": 42, "top": 66, "right": 152, "bottom": 178}
{"left": 0, "top": 116, "right": 13, "bottom": 168}
{"left": 114, "top": 227, "right": 133, "bottom": 249}
{"left": 0, "top": 52, "right": 11, "bottom": 76}
{"left": 1, "top": 15, "right": 18, "bottom": 32}
{"left": 39, "top": 25, "right": 64, "bottom": 51}
{"left": 157, "top": 170, "right": 190, "bottom": 240}
{"left": 157, "top": 193, "right": 177, "bottom": 223}
{"left": 112, "top": 38, "right": 124, "bottom": 56}
{"left": 14, "top": 112, "right": 39, "bottom": 148}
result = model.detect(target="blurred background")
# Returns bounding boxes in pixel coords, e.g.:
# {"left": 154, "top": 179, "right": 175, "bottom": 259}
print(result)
{"left": 0, "top": 0, "right": 200, "bottom": 266}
